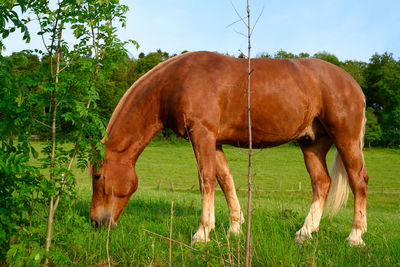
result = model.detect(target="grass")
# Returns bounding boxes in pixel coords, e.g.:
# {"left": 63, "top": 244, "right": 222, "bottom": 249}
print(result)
{"left": 32, "top": 141, "right": 400, "bottom": 266}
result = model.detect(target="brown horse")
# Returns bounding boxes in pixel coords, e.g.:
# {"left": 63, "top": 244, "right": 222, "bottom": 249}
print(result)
{"left": 90, "top": 51, "right": 369, "bottom": 246}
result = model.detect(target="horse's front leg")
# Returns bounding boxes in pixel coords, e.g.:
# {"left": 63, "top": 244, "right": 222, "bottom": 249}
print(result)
{"left": 216, "top": 145, "right": 244, "bottom": 236}
{"left": 189, "top": 125, "right": 217, "bottom": 243}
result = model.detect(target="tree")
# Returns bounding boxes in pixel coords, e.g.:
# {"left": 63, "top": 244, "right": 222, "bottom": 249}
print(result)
{"left": 272, "top": 49, "right": 310, "bottom": 59}
{"left": 0, "top": 0, "right": 137, "bottom": 265}
{"left": 0, "top": 1, "right": 31, "bottom": 52}
{"left": 274, "top": 49, "right": 297, "bottom": 59}
{"left": 0, "top": 2, "right": 43, "bottom": 261}
{"left": 341, "top": 60, "right": 367, "bottom": 88}
{"left": 0, "top": 52, "right": 42, "bottom": 264}
{"left": 133, "top": 49, "right": 170, "bottom": 80}
{"left": 365, "top": 107, "right": 382, "bottom": 148}
{"left": 313, "top": 51, "right": 341, "bottom": 66}
{"left": 364, "top": 53, "right": 400, "bottom": 147}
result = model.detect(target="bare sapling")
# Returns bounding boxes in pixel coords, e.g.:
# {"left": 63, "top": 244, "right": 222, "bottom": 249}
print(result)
{"left": 228, "top": 0, "right": 263, "bottom": 265}
{"left": 244, "top": 1, "right": 253, "bottom": 266}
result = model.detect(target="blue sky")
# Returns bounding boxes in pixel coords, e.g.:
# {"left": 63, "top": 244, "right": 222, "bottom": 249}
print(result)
{"left": 3, "top": 0, "right": 400, "bottom": 62}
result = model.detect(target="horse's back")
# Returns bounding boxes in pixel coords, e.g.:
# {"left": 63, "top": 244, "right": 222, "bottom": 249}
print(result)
{"left": 157, "top": 52, "right": 365, "bottom": 146}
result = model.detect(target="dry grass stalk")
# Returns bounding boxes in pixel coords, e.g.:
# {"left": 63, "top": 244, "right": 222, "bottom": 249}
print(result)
{"left": 222, "top": 223, "right": 233, "bottom": 267}
{"left": 129, "top": 249, "right": 136, "bottom": 267}
{"left": 311, "top": 230, "right": 319, "bottom": 267}
{"left": 106, "top": 187, "right": 114, "bottom": 267}
{"left": 180, "top": 244, "right": 185, "bottom": 267}
{"left": 169, "top": 201, "right": 174, "bottom": 267}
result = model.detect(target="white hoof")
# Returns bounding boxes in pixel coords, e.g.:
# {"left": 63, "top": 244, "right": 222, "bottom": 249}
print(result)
{"left": 192, "top": 228, "right": 210, "bottom": 244}
{"left": 228, "top": 221, "right": 242, "bottom": 236}
{"left": 347, "top": 237, "right": 366, "bottom": 246}
{"left": 347, "top": 228, "right": 366, "bottom": 246}
{"left": 295, "top": 229, "right": 312, "bottom": 244}
{"left": 228, "top": 212, "right": 245, "bottom": 236}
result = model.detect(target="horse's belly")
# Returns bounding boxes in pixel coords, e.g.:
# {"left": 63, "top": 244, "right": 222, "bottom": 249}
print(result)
{"left": 216, "top": 122, "right": 305, "bottom": 148}
{"left": 217, "top": 95, "right": 313, "bottom": 146}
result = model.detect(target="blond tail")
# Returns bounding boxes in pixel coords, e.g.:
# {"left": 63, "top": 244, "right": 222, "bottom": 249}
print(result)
{"left": 325, "top": 109, "right": 366, "bottom": 217}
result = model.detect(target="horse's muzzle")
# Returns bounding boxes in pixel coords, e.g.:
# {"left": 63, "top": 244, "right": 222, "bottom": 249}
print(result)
{"left": 90, "top": 217, "right": 118, "bottom": 229}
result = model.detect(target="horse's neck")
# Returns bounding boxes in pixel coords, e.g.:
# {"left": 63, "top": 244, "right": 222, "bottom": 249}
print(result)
{"left": 105, "top": 86, "right": 163, "bottom": 164}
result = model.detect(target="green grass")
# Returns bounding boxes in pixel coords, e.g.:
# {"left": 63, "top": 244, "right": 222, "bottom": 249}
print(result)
{"left": 35, "top": 141, "right": 400, "bottom": 265}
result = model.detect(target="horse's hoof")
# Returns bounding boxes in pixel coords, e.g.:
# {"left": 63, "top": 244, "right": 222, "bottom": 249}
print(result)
{"left": 192, "top": 230, "right": 209, "bottom": 244}
{"left": 347, "top": 228, "right": 366, "bottom": 246}
{"left": 295, "top": 230, "right": 311, "bottom": 245}
{"left": 347, "top": 237, "right": 366, "bottom": 247}
{"left": 228, "top": 222, "right": 242, "bottom": 236}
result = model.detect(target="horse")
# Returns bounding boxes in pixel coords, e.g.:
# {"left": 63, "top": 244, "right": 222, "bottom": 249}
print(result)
{"left": 90, "top": 51, "right": 369, "bottom": 246}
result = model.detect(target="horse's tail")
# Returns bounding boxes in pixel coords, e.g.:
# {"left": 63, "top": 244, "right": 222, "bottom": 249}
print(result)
{"left": 325, "top": 108, "right": 366, "bottom": 217}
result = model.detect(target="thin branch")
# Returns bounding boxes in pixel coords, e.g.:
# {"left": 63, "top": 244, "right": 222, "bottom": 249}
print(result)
{"left": 234, "top": 29, "right": 248, "bottom": 39}
{"left": 36, "top": 14, "right": 50, "bottom": 54}
{"left": 144, "top": 229, "right": 200, "bottom": 252}
{"left": 226, "top": 15, "right": 249, "bottom": 29}
{"left": 250, "top": 6, "right": 264, "bottom": 37}
{"left": 59, "top": 61, "right": 69, "bottom": 73}
{"left": 88, "top": 3, "right": 99, "bottom": 61}
{"left": 49, "top": 1, "right": 63, "bottom": 79}
{"left": 34, "top": 118, "right": 52, "bottom": 129}
{"left": 26, "top": 201, "right": 46, "bottom": 221}
{"left": 52, "top": 141, "right": 78, "bottom": 212}
{"left": 229, "top": 0, "right": 248, "bottom": 28}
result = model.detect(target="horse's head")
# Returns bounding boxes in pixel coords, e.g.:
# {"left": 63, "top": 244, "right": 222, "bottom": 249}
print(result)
{"left": 89, "top": 158, "right": 138, "bottom": 227}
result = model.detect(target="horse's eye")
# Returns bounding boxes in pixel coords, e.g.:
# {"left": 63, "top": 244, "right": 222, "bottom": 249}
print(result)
{"left": 93, "top": 174, "right": 102, "bottom": 180}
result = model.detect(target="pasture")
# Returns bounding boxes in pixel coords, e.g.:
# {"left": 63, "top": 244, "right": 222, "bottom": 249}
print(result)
{"left": 34, "top": 141, "right": 400, "bottom": 266}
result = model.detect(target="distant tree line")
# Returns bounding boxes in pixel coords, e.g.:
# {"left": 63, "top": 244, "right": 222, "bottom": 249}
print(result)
{"left": 2, "top": 49, "right": 399, "bottom": 147}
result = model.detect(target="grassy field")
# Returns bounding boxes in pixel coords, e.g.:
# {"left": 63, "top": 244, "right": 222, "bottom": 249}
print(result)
{"left": 35, "top": 141, "right": 400, "bottom": 266}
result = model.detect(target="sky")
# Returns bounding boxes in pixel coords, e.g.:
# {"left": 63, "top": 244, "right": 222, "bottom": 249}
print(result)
{"left": 3, "top": 0, "right": 400, "bottom": 62}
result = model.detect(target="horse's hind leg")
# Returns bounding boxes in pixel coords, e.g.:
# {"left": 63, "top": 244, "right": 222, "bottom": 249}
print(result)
{"left": 326, "top": 103, "right": 368, "bottom": 245}
{"left": 216, "top": 145, "right": 244, "bottom": 235}
{"left": 296, "top": 136, "right": 333, "bottom": 243}
{"left": 336, "top": 141, "right": 368, "bottom": 246}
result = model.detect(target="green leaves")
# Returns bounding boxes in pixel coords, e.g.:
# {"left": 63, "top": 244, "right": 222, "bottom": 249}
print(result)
{"left": 0, "top": 0, "right": 137, "bottom": 264}
{"left": 0, "top": 2, "right": 31, "bottom": 51}
{"left": 365, "top": 107, "right": 382, "bottom": 146}
{"left": 364, "top": 52, "right": 400, "bottom": 147}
